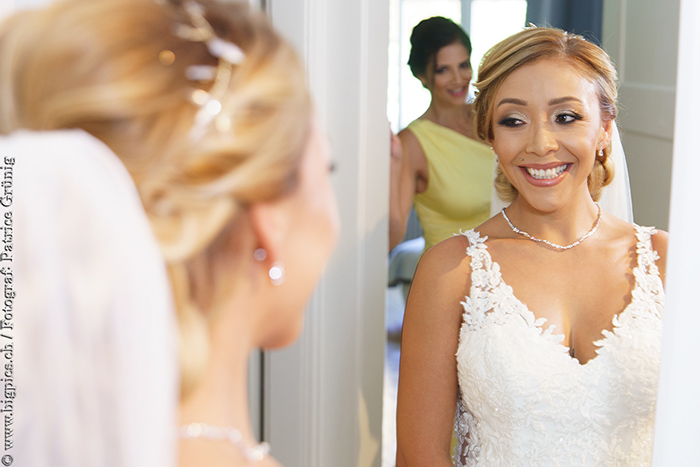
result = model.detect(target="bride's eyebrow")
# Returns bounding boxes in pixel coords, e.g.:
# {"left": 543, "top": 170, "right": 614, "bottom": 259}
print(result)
{"left": 496, "top": 98, "right": 527, "bottom": 108}
{"left": 548, "top": 96, "right": 583, "bottom": 106}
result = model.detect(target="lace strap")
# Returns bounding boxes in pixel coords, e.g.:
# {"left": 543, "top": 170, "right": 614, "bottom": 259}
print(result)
{"left": 633, "top": 225, "right": 665, "bottom": 300}
{"left": 460, "top": 229, "right": 489, "bottom": 267}
{"left": 459, "top": 228, "right": 501, "bottom": 298}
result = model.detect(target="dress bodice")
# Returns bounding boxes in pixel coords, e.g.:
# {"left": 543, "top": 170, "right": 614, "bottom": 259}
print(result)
{"left": 455, "top": 226, "right": 664, "bottom": 466}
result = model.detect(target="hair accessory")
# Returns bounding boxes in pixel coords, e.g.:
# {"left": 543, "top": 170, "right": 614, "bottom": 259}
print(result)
{"left": 179, "top": 422, "right": 270, "bottom": 462}
{"left": 501, "top": 203, "right": 602, "bottom": 250}
{"left": 268, "top": 262, "right": 285, "bottom": 286}
{"left": 175, "top": 2, "right": 244, "bottom": 64}
{"left": 173, "top": 1, "right": 245, "bottom": 141}
{"left": 159, "top": 49, "right": 176, "bottom": 65}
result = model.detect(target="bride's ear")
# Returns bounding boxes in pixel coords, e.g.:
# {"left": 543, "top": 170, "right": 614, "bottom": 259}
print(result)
{"left": 248, "top": 201, "right": 290, "bottom": 265}
{"left": 600, "top": 119, "right": 614, "bottom": 150}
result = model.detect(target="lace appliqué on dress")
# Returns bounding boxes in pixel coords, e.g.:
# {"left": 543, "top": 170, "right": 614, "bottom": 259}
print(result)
{"left": 453, "top": 226, "right": 664, "bottom": 467}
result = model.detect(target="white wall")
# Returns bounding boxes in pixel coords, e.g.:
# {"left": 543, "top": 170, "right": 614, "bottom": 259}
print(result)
{"left": 264, "top": 1, "right": 389, "bottom": 466}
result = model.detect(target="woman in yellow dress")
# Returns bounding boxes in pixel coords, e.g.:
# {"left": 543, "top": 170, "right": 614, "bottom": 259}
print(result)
{"left": 390, "top": 16, "right": 494, "bottom": 252}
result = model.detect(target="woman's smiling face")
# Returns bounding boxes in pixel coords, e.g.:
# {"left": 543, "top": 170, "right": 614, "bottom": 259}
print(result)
{"left": 424, "top": 42, "right": 472, "bottom": 106}
{"left": 491, "top": 57, "right": 612, "bottom": 212}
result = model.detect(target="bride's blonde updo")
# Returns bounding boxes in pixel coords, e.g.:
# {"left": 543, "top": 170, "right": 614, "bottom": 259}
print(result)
{"left": 0, "top": 0, "right": 311, "bottom": 395}
{"left": 473, "top": 27, "right": 618, "bottom": 203}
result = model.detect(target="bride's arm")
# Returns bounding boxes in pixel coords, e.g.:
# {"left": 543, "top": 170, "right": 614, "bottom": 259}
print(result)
{"left": 396, "top": 236, "right": 472, "bottom": 467}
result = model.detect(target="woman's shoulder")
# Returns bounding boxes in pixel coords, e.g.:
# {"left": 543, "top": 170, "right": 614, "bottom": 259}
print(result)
{"left": 649, "top": 227, "right": 669, "bottom": 250}
{"left": 459, "top": 215, "right": 512, "bottom": 248}
{"left": 396, "top": 123, "right": 428, "bottom": 179}
{"left": 605, "top": 213, "right": 668, "bottom": 250}
{"left": 406, "top": 235, "right": 473, "bottom": 324}
{"left": 398, "top": 117, "right": 431, "bottom": 139}
{"left": 419, "top": 217, "right": 503, "bottom": 265}
{"left": 419, "top": 232, "right": 471, "bottom": 270}
{"left": 601, "top": 213, "right": 668, "bottom": 283}
{"left": 643, "top": 224, "right": 668, "bottom": 284}
{"left": 649, "top": 228, "right": 668, "bottom": 285}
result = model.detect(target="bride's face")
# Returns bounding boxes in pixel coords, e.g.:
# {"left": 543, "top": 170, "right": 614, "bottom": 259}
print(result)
{"left": 490, "top": 58, "right": 611, "bottom": 212}
{"left": 259, "top": 118, "right": 340, "bottom": 349}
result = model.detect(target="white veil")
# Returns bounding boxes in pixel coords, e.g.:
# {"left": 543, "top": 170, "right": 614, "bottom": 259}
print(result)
{"left": 490, "top": 120, "right": 634, "bottom": 223}
{"left": 598, "top": 122, "right": 634, "bottom": 222}
{"left": 11, "top": 129, "right": 178, "bottom": 467}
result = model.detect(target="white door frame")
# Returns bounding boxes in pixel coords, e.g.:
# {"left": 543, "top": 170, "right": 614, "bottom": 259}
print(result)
{"left": 263, "top": 1, "right": 389, "bottom": 466}
{"left": 652, "top": 0, "right": 700, "bottom": 463}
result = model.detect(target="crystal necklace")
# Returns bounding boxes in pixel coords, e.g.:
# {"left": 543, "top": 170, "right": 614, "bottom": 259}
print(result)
{"left": 500, "top": 203, "right": 602, "bottom": 250}
{"left": 179, "top": 422, "right": 271, "bottom": 462}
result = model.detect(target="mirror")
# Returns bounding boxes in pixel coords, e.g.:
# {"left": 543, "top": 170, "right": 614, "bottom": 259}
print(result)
{"left": 384, "top": 0, "right": 676, "bottom": 465}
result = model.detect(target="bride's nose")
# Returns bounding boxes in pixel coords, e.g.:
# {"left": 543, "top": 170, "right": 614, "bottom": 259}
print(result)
{"left": 525, "top": 121, "right": 558, "bottom": 157}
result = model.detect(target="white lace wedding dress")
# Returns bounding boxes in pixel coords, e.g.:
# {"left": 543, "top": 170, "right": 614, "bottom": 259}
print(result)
{"left": 454, "top": 226, "right": 664, "bottom": 466}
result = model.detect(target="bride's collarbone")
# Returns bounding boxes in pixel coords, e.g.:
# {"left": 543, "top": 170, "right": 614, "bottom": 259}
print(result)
{"left": 495, "top": 250, "right": 633, "bottom": 306}
{"left": 487, "top": 240, "right": 635, "bottom": 326}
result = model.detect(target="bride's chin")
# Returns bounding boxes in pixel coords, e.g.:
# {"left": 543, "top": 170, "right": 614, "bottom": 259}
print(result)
{"left": 259, "top": 315, "right": 304, "bottom": 350}
{"left": 510, "top": 192, "right": 563, "bottom": 213}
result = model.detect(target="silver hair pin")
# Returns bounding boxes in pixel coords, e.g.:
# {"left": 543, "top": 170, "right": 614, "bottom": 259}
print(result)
{"left": 173, "top": 1, "right": 245, "bottom": 141}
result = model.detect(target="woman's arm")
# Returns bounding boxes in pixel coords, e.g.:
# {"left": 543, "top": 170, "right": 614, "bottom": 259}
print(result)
{"left": 396, "top": 237, "right": 471, "bottom": 466}
{"left": 389, "top": 128, "right": 425, "bottom": 251}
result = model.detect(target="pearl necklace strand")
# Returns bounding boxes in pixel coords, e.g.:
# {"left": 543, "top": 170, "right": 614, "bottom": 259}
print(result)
{"left": 500, "top": 203, "right": 602, "bottom": 250}
{"left": 179, "top": 422, "right": 271, "bottom": 462}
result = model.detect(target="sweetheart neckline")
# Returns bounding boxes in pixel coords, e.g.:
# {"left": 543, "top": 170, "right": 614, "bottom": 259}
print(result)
{"left": 504, "top": 283, "right": 638, "bottom": 367}
{"left": 464, "top": 226, "right": 655, "bottom": 368}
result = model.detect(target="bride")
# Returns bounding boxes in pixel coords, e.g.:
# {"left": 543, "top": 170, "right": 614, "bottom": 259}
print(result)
{"left": 396, "top": 27, "right": 667, "bottom": 466}
{"left": 4, "top": 1, "right": 339, "bottom": 465}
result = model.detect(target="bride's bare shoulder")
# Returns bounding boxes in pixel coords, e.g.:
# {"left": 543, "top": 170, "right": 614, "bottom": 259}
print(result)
{"left": 418, "top": 233, "right": 471, "bottom": 272}
{"left": 600, "top": 213, "right": 668, "bottom": 282}
{"left": 415, "top": 218, "right": 503, "bottom": 277}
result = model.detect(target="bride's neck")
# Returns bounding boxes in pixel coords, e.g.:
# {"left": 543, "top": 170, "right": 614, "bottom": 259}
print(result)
{"left": 178, "top": 296, "right": 260, "bottom": 466}
{"left": 179, "top": 340, "right": 252, "bottom": 432}
{"left": 506, "top": 195, "right": 600, "bottom": 241}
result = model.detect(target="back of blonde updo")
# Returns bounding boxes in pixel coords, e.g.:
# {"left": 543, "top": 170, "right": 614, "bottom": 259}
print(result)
{"left": 0, "top": 0, "right": 312, "bottom": 396}
{"left": 473, "top": 27, "right": 617, "bottom": 203}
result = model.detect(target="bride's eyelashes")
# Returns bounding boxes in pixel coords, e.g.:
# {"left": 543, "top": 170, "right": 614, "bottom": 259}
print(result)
{"left": 553, "top": 110, "right": 584, "bottom": 124}
{"left": 496, "top": 110, "right": 586, "bottom": 128}
{"left": 498, "top": 117, "right": 522, "bottom": 128}
{"left": 497, "top": 112, "right": 527, "bottom": 128}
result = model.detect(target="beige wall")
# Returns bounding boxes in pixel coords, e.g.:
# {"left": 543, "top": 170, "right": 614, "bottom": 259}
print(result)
{"left": 603, "top": 0, "right": 679, "bottom": 230}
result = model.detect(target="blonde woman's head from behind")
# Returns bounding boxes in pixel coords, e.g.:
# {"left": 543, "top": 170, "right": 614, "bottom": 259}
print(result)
{"left": 0, "top": 0, "right": 339, "bottom": 396}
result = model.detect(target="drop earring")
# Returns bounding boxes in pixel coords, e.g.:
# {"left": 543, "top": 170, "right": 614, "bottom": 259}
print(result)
{"left": 268, "top": 262, "right": 285, "bottom": 286}
{"left": 254, "top": 248, "right": 285, "bottom": 286}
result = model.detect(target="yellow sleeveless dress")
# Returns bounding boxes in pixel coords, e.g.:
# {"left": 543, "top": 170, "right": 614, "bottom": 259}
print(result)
{"left": 408, "top": 119, "right": 494, "bottom": 250}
